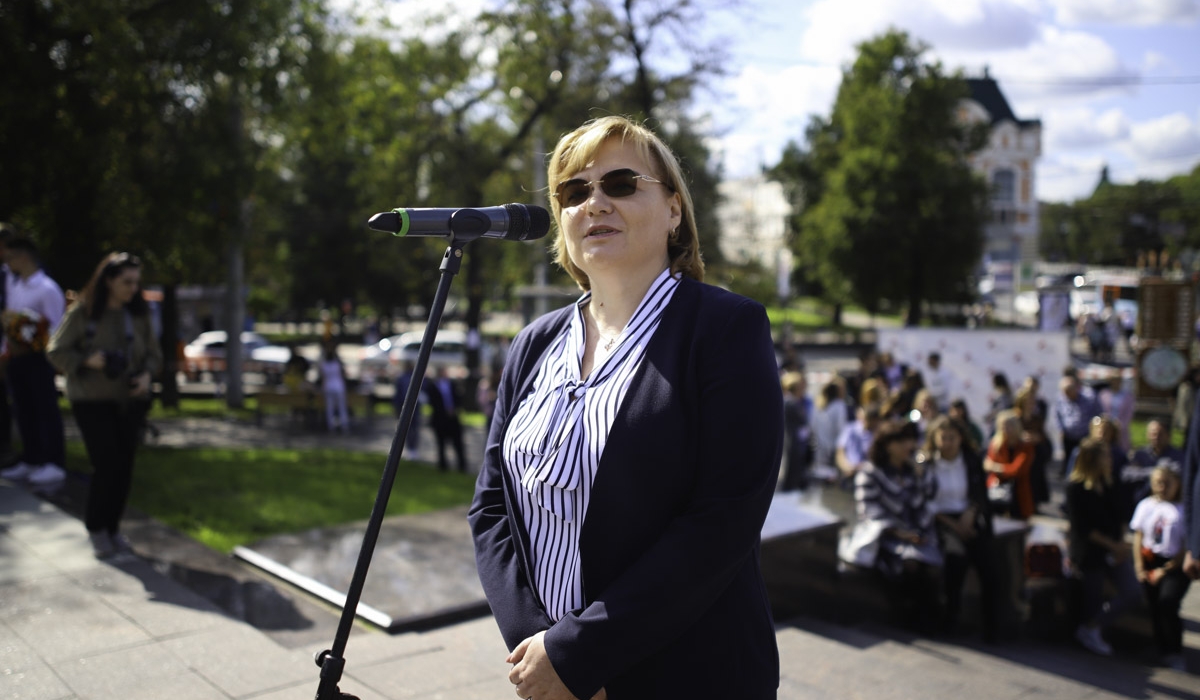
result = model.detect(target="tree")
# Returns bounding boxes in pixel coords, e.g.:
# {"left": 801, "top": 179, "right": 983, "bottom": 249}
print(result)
{"left": 0, "top": 0, "right": 325, "bottom": 407}
{"left": 769, "top": 30, "right": 989, "bottom": 326}
{"left": 1039, "top": 165, "right": 1200, "bottom": 268}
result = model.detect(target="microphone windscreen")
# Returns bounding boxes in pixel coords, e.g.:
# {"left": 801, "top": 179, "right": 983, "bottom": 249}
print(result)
{"left": 504, "top": 204, "right": 550, "bottom": 241}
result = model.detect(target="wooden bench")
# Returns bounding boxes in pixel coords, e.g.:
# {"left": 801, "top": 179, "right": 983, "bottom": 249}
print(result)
{"left": 255, "top": 390, "right": 375, "bottom": 431}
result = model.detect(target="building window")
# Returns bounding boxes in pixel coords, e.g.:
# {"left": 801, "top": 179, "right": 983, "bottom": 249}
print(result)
{"left": 992, "top": 169, "right": 1015, "bottom": 203}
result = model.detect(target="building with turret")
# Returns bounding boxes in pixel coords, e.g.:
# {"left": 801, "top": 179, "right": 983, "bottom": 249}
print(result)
{"left": 960, "top": 69, "right": 1042, "bottom": 289}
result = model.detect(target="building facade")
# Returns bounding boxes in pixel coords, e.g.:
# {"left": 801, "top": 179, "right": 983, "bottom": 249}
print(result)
{"left": 960, "top": 71, "right": 1042, "bottom": 289}
{"left": 715, "top": 174, "right": 793, "bottom": 297}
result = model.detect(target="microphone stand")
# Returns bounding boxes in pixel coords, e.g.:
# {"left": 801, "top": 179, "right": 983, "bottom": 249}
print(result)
{"left": 313, "top": 239, "right": 470, "bottom": 700}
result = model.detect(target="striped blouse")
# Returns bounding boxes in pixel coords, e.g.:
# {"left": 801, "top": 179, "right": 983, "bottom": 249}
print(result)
{"left": 502, "top": 269, "right": 680, "bottom": 622}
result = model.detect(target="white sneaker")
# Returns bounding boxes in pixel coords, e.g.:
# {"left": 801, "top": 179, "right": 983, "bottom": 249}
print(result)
{"left": 0, "top": 462, "right": 34, "bottom": 480}
{"left": 1075, "top": 625, "right": 1113, "bottom": 656}
{"left": 27, "top": 464, "right": 66, "bottom": 485}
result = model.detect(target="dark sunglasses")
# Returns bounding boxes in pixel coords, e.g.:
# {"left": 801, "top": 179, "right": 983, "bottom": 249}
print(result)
{"left": 554, "top": 168, "right": 671, "bottom": 208}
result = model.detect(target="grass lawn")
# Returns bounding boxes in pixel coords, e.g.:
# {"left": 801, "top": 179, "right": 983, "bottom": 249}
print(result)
{"left": 63, "top": 441, "right": 477, "bottom": 554}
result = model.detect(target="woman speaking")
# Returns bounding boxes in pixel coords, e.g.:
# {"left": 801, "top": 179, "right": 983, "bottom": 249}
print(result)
{"left": 469, "top": 116, "right": 784, "bottom": 700}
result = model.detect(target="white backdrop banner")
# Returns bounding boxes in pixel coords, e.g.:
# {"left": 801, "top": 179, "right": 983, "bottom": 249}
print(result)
{"left": 875, "top": 328, "right": 1072, "bottom": 438}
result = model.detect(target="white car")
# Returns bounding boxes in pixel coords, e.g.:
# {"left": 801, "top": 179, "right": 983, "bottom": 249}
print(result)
{"left": 359, "top": 329, "right": 475, "bottom": 379}
{"left": 182, "top": 330, "right": 289, "bottom": 382}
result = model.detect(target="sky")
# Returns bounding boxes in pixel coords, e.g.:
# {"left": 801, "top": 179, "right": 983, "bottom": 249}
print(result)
{"left": 344, "top": 0, "right": 1199, "bottom": 203}
{"left": 701, "top": 0, "right": 1200, "bottom": 202}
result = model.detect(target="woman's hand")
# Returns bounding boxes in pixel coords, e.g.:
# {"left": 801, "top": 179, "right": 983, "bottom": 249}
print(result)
{"left": 84, "top": 351, "right": 106, "bottom": 371}
{"left": 1185, "top": 552, "right": 1200, "bottom": 580}
{"left": 507, "top": 631, "right": 599, "bottom": 700}
{"left": 130, "top": 371, "right": 151, "bottom": 397}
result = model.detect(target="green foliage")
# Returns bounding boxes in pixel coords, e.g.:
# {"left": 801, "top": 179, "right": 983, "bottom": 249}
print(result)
{"left": 0, "top": 0, "right": 325, "bottom": 288}
{"left": 1040, "top": 164, "right": 1200, "bottom": 267}
{"left": 2, "top": 0, "right": 733, "bottom": 333}
{"left": 768, "top": 30, "right": 989, "bottom": 325}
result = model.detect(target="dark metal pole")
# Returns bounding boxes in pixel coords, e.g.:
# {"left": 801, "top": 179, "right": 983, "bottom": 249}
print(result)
{"left": 314, "top": 241, "right": 468, "bottom": 700}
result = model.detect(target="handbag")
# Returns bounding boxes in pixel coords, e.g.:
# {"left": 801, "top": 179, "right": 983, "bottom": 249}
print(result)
{"left": 838, "top": 519, "right": 885, "bottom": 568}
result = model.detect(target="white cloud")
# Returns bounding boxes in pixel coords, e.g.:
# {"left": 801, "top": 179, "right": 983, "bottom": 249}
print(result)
{"left": 710, "top": 63, "right": 841, "bottom": 176}
{"left": 1142, "top": 50, "right": 1173, "bottom": 72}
{"left": 1128, "top": 111, "right": 1200, "bottom": 162}
{"left": 1037, "top": 154, "right": 1109, "bottom": 201}
{"left": 1051, "top": 0, "right": 1200, "bottom": 26}
{"left": 1044, "top": 107, "right": 1131, "bottom": 149}
{"left": 796, "top": 0, "right": 1043, "bottom": 65}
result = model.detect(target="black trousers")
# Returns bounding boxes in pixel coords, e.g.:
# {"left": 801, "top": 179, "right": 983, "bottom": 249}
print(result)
{"left": 1144, "top": 558, "right": 1192, "bottom": 656}
{"left": 73, "top": 400, "right": 149, "bottom": 534}
{"left": 940, "top": 527, "right": 999, "bottom": 639}
{"left": 7, "top": 353, "right": 65, "bottom": 466}
{"left": 433, "top": 413, "right": 467, "bottom": 472}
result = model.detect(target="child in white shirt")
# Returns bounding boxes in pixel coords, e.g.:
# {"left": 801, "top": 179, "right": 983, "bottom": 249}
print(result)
{"left": 1129, "top": 465, "right": 1191, "bottom": 670}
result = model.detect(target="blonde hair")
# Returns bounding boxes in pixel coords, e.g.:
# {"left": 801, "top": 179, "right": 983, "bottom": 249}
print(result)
{"left": 860, "top": 377, "right": 888, "bottom": 408}
{"left": 1069, "top": 437, "right": 1112, "bottom": 490}
{"left": 546, "top": 116, "right": 703, "bottom": 290}
{"left": 989, "top": 409, "right": 1022, "bottom": 451}
{"left": 1013, "top": 385, "right": 1035, "bottom": 416}
{"left": 1151, "top": 464, "right": 1182, "bottom": 502}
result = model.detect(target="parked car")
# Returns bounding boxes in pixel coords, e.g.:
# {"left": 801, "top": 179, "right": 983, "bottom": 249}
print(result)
{"left": 358, "top": 329, "right": 474, "bottom": 380}
{"left": 181, "top": 330, "right": 289, "bottom": 383}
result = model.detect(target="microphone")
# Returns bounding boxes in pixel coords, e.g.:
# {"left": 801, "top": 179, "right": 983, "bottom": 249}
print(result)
{"left": 367, "top": 204, "right": 550, "bottom": 242}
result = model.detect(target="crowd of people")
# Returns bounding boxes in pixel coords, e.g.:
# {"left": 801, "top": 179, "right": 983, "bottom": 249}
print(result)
{"left": 779, "top": 349, "right": 1196, "bottom": 669}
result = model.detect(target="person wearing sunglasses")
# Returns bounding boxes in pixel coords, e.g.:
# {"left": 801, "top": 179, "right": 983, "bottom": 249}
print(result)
{"left": 470, "top": 116, "right": 783, "bottom": 700}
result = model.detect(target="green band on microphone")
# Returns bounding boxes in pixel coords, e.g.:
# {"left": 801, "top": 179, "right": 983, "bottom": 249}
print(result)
{"left": 393, "top": 208, "right": 410, "bottom": 237}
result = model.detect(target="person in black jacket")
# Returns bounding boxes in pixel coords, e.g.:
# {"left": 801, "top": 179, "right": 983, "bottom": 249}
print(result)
{"left": 469, "top": 116, "right": 781, "bottom": 700}
{"left": 923, "top": 415, "right": 999, "bottom": 641}
{"left": 1067, "top": 438, "right": 1142, "bottom": 656}
{"left": 427, "top": 365, "right": 467, "bottom": 472}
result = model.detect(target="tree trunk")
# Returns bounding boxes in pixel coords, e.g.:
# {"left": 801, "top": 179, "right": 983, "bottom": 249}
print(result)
{"left": 158, "top": 283, "right": 180, "bottom": 409}
{"left": 906, "top": 252, "right": 924, "bottom": 327}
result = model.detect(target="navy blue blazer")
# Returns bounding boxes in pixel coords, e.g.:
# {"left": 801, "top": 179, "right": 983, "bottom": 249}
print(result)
{"left": 1184, "top": 389, "right": 1200, "bottom": 558}
{"left": 469, "top": 277, "right": 783, "bottom": 700}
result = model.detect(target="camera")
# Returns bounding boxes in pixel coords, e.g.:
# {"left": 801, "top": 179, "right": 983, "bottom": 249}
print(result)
{"left": 103, "top": 350, "right": 129, "bottom": 379}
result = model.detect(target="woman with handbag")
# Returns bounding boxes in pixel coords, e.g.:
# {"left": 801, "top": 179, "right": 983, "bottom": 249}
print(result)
{"left": 985, "top": 410, "right": 1035, "bottom": 520}
{"left": 853, "top": 419, "right": 942, "bottom": 633}
{"left": 923, "top": 415, "right": 999, "bottom": 641}
{"left": 47, "top": 253, "right": 160, "bottom": 558}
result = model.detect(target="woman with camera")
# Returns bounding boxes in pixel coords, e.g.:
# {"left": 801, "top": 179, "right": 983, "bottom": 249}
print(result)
{"left": 47, "top": 253, "right": 160, "bottom": 558}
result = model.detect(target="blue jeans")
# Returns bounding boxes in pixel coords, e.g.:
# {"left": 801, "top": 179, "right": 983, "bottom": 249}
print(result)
{"left": 7, "top": 353, "right": 65, "bottom": 466}
{"left": 1080, "top": 557, "right": 1142, "bottom": 628}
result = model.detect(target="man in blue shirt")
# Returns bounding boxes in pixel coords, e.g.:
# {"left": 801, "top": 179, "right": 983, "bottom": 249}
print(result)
{"left": 1054, "top": 374, "right": 1101, "bottom": 478}
{"left": 1128, "top": 419, "right": 1184, "bottom": 504}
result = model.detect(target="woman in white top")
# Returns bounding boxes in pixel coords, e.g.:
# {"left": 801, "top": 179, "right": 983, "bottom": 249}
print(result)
{"left": 317, "top": 345, "right": 348, "bottom": 433}
{"left": 1130, "top": 465, "right": 1190, "bottom": 668}
{"left": 922, "top": 415, "right": 998, "bottom": 641}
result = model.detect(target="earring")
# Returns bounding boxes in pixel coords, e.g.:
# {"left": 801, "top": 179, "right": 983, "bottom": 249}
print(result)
{"left": 669, "top": 227, "right": 679, "bottom": 242}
